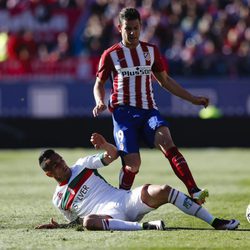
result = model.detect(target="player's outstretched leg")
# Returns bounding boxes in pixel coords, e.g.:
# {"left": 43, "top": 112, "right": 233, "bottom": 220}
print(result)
{"left": 83, "top": 214, "right": 166, "bottom": 231}
{"left": 168, "top": 188, "right": 239, "bottom": 230}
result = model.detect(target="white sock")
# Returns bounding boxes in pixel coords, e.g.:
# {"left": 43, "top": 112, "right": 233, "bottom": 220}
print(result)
{"left": 168, "top": 188, "right": 214, "bottom": 224}
{"left": 102, "top": 219, "right": 143, "bottom": 231}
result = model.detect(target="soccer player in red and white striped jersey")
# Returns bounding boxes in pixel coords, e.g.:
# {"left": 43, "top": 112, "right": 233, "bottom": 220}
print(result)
{"left": 93, "top": 7, "right": 209, "bottom": 204}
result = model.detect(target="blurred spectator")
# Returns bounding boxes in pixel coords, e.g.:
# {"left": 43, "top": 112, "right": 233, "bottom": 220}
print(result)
{"left": 37, "top": 42, "right": 50, "bottom": 62}
{"left": 47, "top": 32, "right": 72, "bottom": 61}
{"left": 6, "top": 29, "right": 37, "bottom": 72}
{"left": 36, "top": 31, "right": 72, "bottom": 64}
{"left": 6, "top": 29, "right": 37, "bottom": 60}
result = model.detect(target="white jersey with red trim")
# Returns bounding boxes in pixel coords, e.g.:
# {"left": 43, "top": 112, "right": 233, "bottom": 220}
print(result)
{"left": 97, "top": 41, "right": 165, "bottom": 111}
{"left": 52, "top": 154, "right": 124, "bottom": 222}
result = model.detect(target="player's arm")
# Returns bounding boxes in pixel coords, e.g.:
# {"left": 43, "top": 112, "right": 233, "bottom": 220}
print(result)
{"left": 90, "top": 133, "right": 118, "bottom": 165}
{"left": 35, "top": 217, "right": 82, "bottom": 230}
{"left": 93, "top": 77, "right": 107, "bottom": 117}
{"left": 153, "top": 70, "right": 209, "bottom": 108}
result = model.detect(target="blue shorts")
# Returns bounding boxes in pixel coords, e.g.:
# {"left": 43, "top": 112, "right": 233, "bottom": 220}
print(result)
{"left": 112, "top": 106, "right": 168, "bottom": 155}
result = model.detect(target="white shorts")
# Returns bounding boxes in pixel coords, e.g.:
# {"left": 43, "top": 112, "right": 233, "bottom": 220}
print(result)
{"left": 95, "top": 185, "right": 155, "bottom": 221}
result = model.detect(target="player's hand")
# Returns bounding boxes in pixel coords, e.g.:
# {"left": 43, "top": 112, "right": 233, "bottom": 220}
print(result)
{"left": 35, "top": 218, "right": 60, "bottom": 229}
{"left": 92, "top": 103, "right": 107, "bottom": 117}
{"left": 191, "top": 96, "right": 209, "bottom": 108}
{"left": 90, "top": 133, "right": 107, "bottom": 149}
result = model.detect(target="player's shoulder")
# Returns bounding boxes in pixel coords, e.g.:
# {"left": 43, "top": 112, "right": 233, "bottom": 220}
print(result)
{"left": 74, "top": 157, "right": 88, "bottom": 170}
{"left": 102, "top": 42, "right": 122, "bottom": 55}
{"left": 139, "top": 41, "right": 158, "bottom": 49}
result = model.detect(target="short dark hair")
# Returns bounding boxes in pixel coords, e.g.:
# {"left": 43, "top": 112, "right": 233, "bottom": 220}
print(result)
{"left": 119, "top": 7, "right": 141, "bottom": 24}
{"left": 39, "top": 149, "right": 55, "bottom": 171}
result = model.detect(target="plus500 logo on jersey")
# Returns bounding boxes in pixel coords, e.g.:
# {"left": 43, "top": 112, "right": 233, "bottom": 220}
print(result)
{"left": 118, "top": 66, "right": 151, "bottom": 77}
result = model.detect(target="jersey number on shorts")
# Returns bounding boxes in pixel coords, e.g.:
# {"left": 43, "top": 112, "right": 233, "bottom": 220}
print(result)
{"left": 116, "top": 130, "right": 124, "bottom": 151}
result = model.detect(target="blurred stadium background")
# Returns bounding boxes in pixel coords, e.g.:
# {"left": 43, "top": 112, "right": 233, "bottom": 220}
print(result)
{"left": 0, "top": 0, "right": 250, "bottom": 148}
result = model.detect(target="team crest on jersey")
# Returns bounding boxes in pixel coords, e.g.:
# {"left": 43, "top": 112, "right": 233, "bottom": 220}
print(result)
{"left": 143, "top": 52, "right": 151, "bottom": 62}
{"left": 57, "top": 192, "right": 63, "bottom": 199}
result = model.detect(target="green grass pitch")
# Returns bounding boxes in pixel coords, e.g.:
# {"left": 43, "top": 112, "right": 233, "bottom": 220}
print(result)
{"left": 1, "top": 148, "right": 250, "bottom": 249}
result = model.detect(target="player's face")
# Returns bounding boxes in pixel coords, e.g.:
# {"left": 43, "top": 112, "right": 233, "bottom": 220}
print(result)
{"left": 118, "top": 19, "right": 141, "bottom": 48}
{"left": 45, "top": 153, "right": 71, "bottom": 182}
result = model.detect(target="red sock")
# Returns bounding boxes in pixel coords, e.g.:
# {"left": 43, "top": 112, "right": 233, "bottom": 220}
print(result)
{"left": 119, "top": 166, "right": 137, "bottom": 190}
{"left": 165, "top": 147, "right": 198, "bottom": 195}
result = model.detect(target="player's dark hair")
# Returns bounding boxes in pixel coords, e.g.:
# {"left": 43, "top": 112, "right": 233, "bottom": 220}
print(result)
{"left": 119, "top": 7, "right": 141, "bottom": 24}
{"left": 39, "top": 149, "right": 55, "bottom": 171}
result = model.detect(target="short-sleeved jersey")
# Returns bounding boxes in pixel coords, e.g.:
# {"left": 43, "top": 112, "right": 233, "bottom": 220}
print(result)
{"left": 52, "top": 154, "right": 120, "bottom": 222}
{"left": 52, "top": 154, "right": 154, "bottom": 222}
{"left": 97, "top": 41, "right": 166, "bottom": 111}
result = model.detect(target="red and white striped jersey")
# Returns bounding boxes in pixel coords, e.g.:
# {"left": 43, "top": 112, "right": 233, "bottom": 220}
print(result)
{"left": 97, "top": 41, "right": 166, "bottom": 111}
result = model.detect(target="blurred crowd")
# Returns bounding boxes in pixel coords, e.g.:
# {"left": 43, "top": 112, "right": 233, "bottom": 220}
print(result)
{"left": 0, "top": 0, "right": 85, "bottom": 10}
{"left": 0, "top": 0, "right": 250, "bottom": 77}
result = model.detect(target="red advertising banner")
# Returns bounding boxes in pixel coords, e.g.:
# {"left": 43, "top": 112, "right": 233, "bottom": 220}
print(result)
{"left": 0, "top": 8, "right": 82, "bottom": 42}
{"left": 0, "top": 56, "right": 98, "bottom": 81}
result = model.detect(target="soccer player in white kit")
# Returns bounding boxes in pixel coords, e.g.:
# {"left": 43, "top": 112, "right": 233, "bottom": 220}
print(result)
{"left": 35, "top": 133, "right": 239, "bottom": 231}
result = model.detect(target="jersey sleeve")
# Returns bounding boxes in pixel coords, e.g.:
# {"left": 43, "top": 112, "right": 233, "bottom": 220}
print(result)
{"left": 75, "top": 154, "right": 106, "bottom": 169}
{"left": 96, "top": 50, "right": 113, "bottom": 81}
{"left": 152, "top": 46, "right": 166, "bottom": 72}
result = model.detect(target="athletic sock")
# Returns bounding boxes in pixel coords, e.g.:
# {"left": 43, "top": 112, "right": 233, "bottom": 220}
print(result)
{"left": 168, "top": 188, "right": 214, "bottom": 225}
{"left": 102, "top": 219, "right": 142, "bottom": 231}
{"left": 165, "top": 147, "right": 198, "bottom": 195}
{"left": 119, "top": 166, "right": 137, "bottom": 190}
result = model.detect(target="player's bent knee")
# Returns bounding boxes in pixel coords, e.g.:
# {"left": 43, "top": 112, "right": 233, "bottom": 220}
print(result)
{"left": 82, "top": 216, "right": 91, "bottom": 228}
{"left": 83, "top": 215, "right": 108, "bottom": 230}
{"left": 141, "top": 184, "right": 171, "bottom": 208}
{"left": 83, "top": 216, "right": 97, "bottom": 230}
{"left": 160, "top": 184, "right": 172, "bottom": 195}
